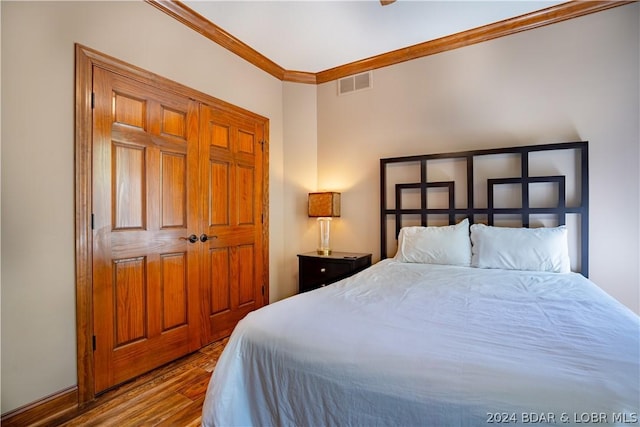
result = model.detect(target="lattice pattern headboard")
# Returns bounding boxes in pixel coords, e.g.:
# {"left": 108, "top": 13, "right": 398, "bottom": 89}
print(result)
{"left": 380, "top": 142, "right": 589, "bottom": 275}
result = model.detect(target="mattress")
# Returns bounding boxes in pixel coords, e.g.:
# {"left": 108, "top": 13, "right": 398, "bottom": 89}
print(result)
{"left": 202, "top": 259, "right": 640, "bottom": 426}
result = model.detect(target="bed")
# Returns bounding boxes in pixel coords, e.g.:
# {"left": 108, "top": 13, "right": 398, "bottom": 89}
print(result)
{"left": 202, "top": 142, "right": 640, "bottom": 426}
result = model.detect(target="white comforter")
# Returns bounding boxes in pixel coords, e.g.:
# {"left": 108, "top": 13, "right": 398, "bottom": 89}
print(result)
{"left": 202, "top": 260, "right": 640, "bottom": 426}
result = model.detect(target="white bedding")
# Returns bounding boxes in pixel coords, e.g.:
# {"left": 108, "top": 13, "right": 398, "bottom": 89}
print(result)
{"left": 202, "top": 260, "right": 640, "bottom": 426}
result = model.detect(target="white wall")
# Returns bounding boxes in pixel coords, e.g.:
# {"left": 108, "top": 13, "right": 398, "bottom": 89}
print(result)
{"left": 317, "top": 3, "right": 639, "bottom": 313}
{"left": 1, "top": 0, "right": 289, "bottom": 413}
{"left": 282, "top": 82, "right": 319, "bottom": 297}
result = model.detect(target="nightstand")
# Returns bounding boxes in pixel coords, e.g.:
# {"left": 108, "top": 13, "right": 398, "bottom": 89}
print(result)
{"left": 297, "top": 252, "right": 372, "bottom": 293}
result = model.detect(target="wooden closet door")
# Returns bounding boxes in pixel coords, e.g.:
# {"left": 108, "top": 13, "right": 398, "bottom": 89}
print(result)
{"left": 92, "top": 67, "right": 201, "bottom": 393}
{"left": 199, "top": 104, "right": 266, "bottom": 343}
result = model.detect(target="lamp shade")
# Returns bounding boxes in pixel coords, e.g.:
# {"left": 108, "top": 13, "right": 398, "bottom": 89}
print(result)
{"left": 308, "top": 192, "right": 341, "bottom": 217}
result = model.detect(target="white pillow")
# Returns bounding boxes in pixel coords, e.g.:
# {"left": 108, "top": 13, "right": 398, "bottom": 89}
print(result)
{"left": 395, "top": 219, "right": 471, "bottom": 266}
{"left": 470, "top": 223, "right": 570, "bottom": 273}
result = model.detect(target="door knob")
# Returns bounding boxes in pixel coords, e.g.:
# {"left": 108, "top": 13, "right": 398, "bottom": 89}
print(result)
{"left": 180, "top": 234, "right": 198, "bottom": 243}
{"left": 200, "top": 234, "right": 218, "bottom": 242}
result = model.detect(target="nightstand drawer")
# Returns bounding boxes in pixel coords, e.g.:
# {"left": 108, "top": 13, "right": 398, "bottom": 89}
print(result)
{"left": 297, "top": 252, "right": 372, "bottom": 293}
{"left": 299, "top": 258, "right": 352, "bottom": 287}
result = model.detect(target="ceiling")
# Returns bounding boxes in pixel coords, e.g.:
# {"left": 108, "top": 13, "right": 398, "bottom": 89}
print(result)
{"left": 183, "top": 1, "right": 565, "bottom": 73}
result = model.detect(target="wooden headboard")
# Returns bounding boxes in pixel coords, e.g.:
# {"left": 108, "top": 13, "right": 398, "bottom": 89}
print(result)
{"left": 380, "top": 142, "right": 589, "bottom": 275}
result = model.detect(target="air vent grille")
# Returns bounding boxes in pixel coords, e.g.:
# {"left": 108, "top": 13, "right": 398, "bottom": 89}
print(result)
{"left": 338, "top": 72, "right": 372, "bottom": 96}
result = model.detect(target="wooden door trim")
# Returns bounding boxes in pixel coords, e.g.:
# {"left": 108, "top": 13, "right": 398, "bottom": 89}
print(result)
{"left": 75, "top": 44, "right": 95, "bottom": 406}
{"left": 75, "top": 44, "right": 269, "bottom": 404}
{"left": 261, "top": 120, "right": 270, "bottom": 305}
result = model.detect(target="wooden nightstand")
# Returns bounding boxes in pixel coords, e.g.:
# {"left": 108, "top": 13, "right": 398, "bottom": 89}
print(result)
{"left": 297, "top": 252, "right": 372, "bottom": 293}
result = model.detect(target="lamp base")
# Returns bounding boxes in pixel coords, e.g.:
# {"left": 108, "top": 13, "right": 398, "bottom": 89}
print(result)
{"left": 317, "top": 249, "right": 331, "bottom": 256}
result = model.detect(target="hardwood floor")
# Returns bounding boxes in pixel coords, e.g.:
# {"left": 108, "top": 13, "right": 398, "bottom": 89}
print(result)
{"left": 57, "top": 339, "right": 227, "bottom": 427}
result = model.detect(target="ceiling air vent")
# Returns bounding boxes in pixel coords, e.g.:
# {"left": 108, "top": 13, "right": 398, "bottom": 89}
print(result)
{"left": 338, "top": 71, "right": 372, "bottom": 96}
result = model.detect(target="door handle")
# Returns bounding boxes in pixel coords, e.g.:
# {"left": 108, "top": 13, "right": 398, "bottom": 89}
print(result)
{"left": 200, "top": 234, "right": 218, "bottom": 242}
{"left": 180, "top": 234, "right": 198, "bottom": 244}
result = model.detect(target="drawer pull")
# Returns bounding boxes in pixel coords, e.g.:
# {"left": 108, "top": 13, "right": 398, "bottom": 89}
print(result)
{"left": 320, "top": 268, "right": 326, "bottom": 273}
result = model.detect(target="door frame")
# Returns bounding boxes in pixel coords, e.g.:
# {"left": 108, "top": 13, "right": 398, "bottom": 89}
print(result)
{"left": 75, "top": 44, "right": 269, "bottom": 405}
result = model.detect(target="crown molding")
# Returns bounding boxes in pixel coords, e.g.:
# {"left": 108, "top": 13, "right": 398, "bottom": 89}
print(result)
{"left": 315, "top": 1, "right": 634, "bottom": 83}
{"left": 283, "top": 70, "right": 318, "bottom": 84}
{"left": 145, "top": 0, "right": 286, "bottom": 80}
{"left": 147, "top": 1, "right": 634, "bottom": 85}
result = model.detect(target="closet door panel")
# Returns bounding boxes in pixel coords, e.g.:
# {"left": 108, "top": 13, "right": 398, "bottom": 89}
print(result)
{"left": 209, "top": 160, "right": 230, "bottom": 226}
{"left": 92, "top": 67, "right": 200, "bottom": 393}
{"left": 199, "top": 104, "right": 266, "bottom": 344}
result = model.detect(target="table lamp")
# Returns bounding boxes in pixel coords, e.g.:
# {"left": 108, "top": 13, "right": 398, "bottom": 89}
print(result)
{"left": 308, "top": 192, "right": 341, "bottom": 255}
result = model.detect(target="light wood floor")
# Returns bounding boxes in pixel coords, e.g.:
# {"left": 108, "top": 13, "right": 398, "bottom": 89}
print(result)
{"left": 57, "top": 339, "right": 227, "bottom": 427}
